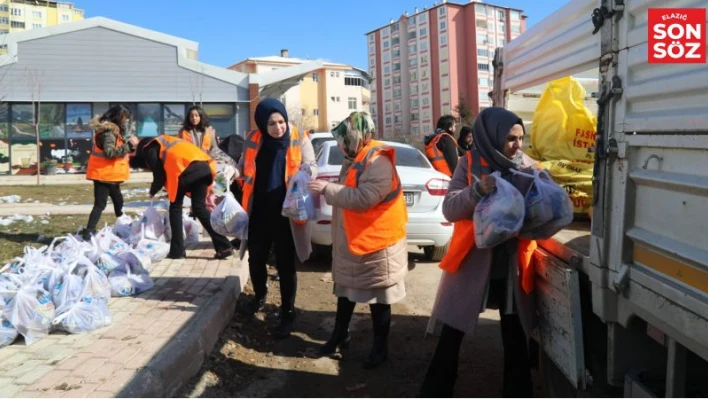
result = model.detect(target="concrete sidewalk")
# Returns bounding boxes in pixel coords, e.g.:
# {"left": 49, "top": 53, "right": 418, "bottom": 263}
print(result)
{"left": 0, "top": 201, "right": 161, "bottom": 217}
{"left": 0, "top": 172, "right": 153, "bottom": 186}
{"left": 0, "top": 240, "right": 249, "bottom": 398}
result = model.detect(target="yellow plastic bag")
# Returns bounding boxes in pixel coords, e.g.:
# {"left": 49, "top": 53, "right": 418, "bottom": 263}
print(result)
{"left": 529, "top": 76, "right": 597, "bottom": 162}
{"left": 539, "top": 160, "right": 593, "bottom": 216}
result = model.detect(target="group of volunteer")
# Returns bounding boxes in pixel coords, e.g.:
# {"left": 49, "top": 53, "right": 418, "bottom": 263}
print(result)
{"left": 81, "top": 96, "right": 572, "bottom": 397}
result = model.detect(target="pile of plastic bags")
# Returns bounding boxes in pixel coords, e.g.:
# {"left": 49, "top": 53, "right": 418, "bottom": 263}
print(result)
{"left": 0, "top": 203, "right": 193, "bottom": 348}
{"left": 473, "top": 170, "right": 573, "bottom": 248}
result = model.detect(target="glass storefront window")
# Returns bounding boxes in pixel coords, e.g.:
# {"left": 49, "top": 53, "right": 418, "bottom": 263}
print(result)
{"left": 163, "top": 104, "right": 186, "bottom": 135}
{"left": 0, "top": 103, "right": 8, "bottom": 139}
{"left": 136, "top": 103, "right": 161, "bottom": 137}
{"left": 11, "top": 104, "right": 35, "bottom": 140}
{"left": 39, "top": 104, "right": 66, "bottom": 139}
{"left": 10, "top": 140, "right": 37, "bottom": 175}
{"left": 202, "top": 103, "right": 235, "bottom": 137}
{"left": 67, "top": 103, "right": 93, "bottom": 139}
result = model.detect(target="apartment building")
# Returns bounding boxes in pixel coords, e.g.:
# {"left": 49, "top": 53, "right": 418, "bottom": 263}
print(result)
{"left": 366, "top": 1, "right": 525, "bottom": 139}
{"left": 0, "top": 0, "right": 84, "bottom": 35}
{"left": 230, "top": 50, "right": 372, "bottom": 132}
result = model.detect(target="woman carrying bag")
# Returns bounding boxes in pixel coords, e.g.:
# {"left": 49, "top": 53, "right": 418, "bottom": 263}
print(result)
{"left": 308, "top": 112, "right": 408, "bottom": 369}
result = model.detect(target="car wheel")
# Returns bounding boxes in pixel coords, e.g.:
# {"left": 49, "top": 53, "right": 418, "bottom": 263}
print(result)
{"left": 424, "top": 243, "right": 449, "bottom": 262}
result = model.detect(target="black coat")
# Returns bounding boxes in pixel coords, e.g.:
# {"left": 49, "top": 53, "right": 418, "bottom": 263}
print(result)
{"left": 218, "top": 134, "right": 246, "bottom": 204}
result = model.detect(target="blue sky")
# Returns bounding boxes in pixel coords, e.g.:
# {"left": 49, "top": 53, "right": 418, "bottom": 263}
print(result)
{"left": 84, "top": 0, "right": 568, "bottom": 69}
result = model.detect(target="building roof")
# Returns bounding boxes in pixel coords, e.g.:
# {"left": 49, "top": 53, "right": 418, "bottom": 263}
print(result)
{"left": 365, "top": 1, "right": 524, "bottom": 35}
{"left": 230, "top": 55, "right": 349, "bottom": 69}
{"left": 0, "top": 17, "right": 250, "bottom": 87}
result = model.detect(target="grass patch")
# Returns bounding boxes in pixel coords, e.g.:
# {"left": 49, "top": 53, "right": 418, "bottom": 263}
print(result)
{"left": 0, "top": 214, "right": 118, "bottom": 264}
{"left": 0, "top": 183, "right": 152, "bottom": 206}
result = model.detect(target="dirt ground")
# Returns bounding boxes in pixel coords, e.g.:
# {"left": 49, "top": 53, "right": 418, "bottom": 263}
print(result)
{"left": 180, "top": 249, "right": 543, "bottom": 398}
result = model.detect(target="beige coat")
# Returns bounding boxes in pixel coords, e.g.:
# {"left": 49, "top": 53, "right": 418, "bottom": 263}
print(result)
{"left": 235, "top": 132, "right": 317, "bottom": 263}
{"left": 323, "top": 155, "right": 408, "bottom": 290}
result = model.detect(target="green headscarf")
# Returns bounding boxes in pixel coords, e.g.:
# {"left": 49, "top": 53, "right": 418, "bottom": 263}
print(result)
{"left": 331, "top": 112, "right": 376, "bottom": 159}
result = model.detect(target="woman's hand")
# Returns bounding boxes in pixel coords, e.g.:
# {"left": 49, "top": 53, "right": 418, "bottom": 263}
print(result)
{"left": 478, "top": 175, "right": 497, "bottom": 196}
{"left": 307, "top": 179, "right": 329, "bottom": 194}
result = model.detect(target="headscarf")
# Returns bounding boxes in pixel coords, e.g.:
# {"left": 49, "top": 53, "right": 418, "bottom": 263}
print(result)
{"left": 471, "top": 107, "right": 525, "bottom": 173}
{"left": 331, "top": 112, "right": 376, "bottom": 159}
{"left": 254, "top": 98, "right": 290, "bottom": 194}
{"left": 457, "top": 126, "right": 473, "bottom": 152}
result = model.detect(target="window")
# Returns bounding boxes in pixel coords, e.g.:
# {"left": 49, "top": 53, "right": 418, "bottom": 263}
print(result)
{"left": 0, "top": 5, "right": 8, "bottom": 12}
{"left": 439, "top": 5, "right": 446, "bottom": 16}
{"left": 440, "top": 21, "right": 447, "bottom": 31}
{"left": 419, "top": 27, "right": 427, "bottom": 37}
{"left": 408, "top": 31, "right": 416, "bottom": 40}
{"left": 408, "top": 16, "right": 416, "bottom": 24}
{"left": 392, "top": 23, "right": 399, "bottom": 32}
{"left": 394, "top": 115, "right": 400, "bottom": 124}
{"left": 440, "top": 35, "right": 447, "bottom": 45}
{"left": 393, "top": 76, "right": 401, "bottom": 84}
{"left": 422, "top": 97, "right": 430, "bottom": 106}
{"left": 38, "top": 104, "right": 65, "bottom": 139}
{"left": 410, "top": 71, "right": 417, "bottom": 81}
{"left": 384, "top": 65, "right": 390, "bottom": 75}
{"left": 369, "top": 33, "right": 375, "bottom": 42}
{"left": 411, "top": 85, "right": 419, "bottom": 95}
{"left": 370, "top": 57, "right": 375, "bottom": 66}
{"left": 411, "top": 112, "right": 419, "bottom": 121}
{"left": 499, "top": 22, "right": 506, "bottom": 33}
{"left": 392, "top": 37, "right": 400, "bottom": 46}
{"left": 511, "top": 10, "right": 521, "bottom": 21}
{"left": 336, "top": 72, "right": 340, "bottom": 78}
{"left": 393, "top": 62, "right": 400, "bottom": 71}
{"left": 420, "top": 54, "right": 429, "bottom": 64}
{"left": 488, "top": 7, "right": 495, "bottom": 16}
{"left": 498, "top": 10, "right": 506, "bottom": 20}
{"left": 382, "top": 27, "right": 390, "bottom": 36}
{"left": 420, "top": 41, "right": 428, "bottom": 51}
{"left": 313, "top": 109, "right": 319, "bottom": 116}
{"left": 393, "top": 88, "right": 401, "bottom": 98}
{"left": 32, "top": 11, "right": 42, "bottom": 18}
{"left": 61, "top": 14, "right": 70, "bottom": 23}
{"left": 511, "top": 24, "right": 521, "bottom": 33}
{"left": 11, "top": 21, "right": 24, "bottom": 29}
{"left": 32, "top": 23, "right": 42, "bottom": 29}
{"left": 383, "top": 53, "right": 391, "bottom": 62}
{"left": 499, "top": 37, "right": 505, "bottom": 46}
{"left": 384, "top": 78, "right": 391, "bottom": 87}
{"left": 418, "top": 13, "right": 427, "bottom": 22}
{"left": 412, "top": 126, "right": 419, "bottom": 135}
{"left": 385, "top": 117, "right": 392, "bottom": 126}
{"left": 477, "top": 34, "right": 489, "bottom": 44}
{"left": 301, "top": 109, "right": 306, "bottom": 116}
{"left": 330, "top": 96, "right": 340, "bottom": 102}
{"left": 65, "top": 103, "right": 92, "bottom": 139}
{"left": 440, "top": 47, "right": 449, "bottom": 60}
{"left": 392, "top": 48, "right": 400, "bottom": 57}
{"left": 408, "top": 44, "right": 417, "bottom": 53}
{"left": 441, "top": 63, "right": 449, "bottom": 75}
{"left": 348, "top": 97, "right": 357, "bottom": 110}
{"left": 422, "top": 82, "right": 430, "bottom": 92}
{"left": 369, "top": 45, "right": 375, "bottom": 54}
{"left": 393, "top": 101, "right": 401, "bottom": 111}
{"left": 162, "top": 104, "right": 185, "bottom": 135}
{"left": 441, "top": 77, "right": 449, "bottom": 89}
{"left": 312, "top": 72, "right": 319, "bottom": 82}
{"left": 475, "top": 4, "right": 487, "bottom": 13}
{"left": 11, "top": 8, "right": 21, "bottom": 16}
{"left": 478, "top": 63, "right": 490, "bottom": 71}
{"left": 383, "top": 40, "right": 390, "bottom": 49}
{"left": 477, "top": 19, "right": 488, "bottom": 29}
{"left": 0, "top": 17, "right": 8, "bottom": 24}
{"left": 409, "top": 58, "right": 417, "bottom": 67}
{"left": 479, "top": 78, "right": 489, "bottom": 86}
{"left": 385, "top": 103, "right": 392, "bottom": 112}
{"left": 478, "top": 48, "right": 489, "bottom": 57}
{"left": 136, "top": 104, "right": 161, "bottom": 137}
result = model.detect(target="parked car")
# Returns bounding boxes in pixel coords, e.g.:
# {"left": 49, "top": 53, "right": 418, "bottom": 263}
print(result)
{"left": 311, "top": 140, "right": 453, "bottom": 261}
{"left": 308, "top": 132, "right": 334, "bottom": 156}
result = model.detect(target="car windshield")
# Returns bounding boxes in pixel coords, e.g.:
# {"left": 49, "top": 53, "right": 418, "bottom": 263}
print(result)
{"left": 327, "top": 145, "right": 431, "bottom": 168}
{"left": 311, "top": 137, "right": 335, "bottom": 156}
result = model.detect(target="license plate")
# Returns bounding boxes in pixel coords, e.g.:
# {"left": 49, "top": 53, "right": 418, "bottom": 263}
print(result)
{"left": 404, "top": 192, "right": 415, "bottom": 206}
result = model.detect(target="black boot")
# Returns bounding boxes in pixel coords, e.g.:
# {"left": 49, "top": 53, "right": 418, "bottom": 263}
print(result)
{"left": 273, "top": 309, "right": 296, "bottom": 339}
{"left": 240, "top": 296, "right": 265, "bottom": 316}
{"left": 320, "top": 297, "right": 356, "bottom": 355}
{"left": 419, "top": 324, "right": 465, "bottom": 397}
{"left": 364, "top": 303, "right": 391, "bottom": 369}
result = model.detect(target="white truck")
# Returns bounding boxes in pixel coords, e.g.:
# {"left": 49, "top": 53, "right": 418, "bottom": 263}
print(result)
{"left": 492, "top": 0, "right": 708, "bottom": 396}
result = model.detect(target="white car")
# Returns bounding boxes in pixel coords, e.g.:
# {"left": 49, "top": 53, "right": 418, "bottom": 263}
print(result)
{"left": 311, "top": 140, "right": 453, "bottom": 261}
{"left": 308, "top": 132, "right": 334, "bottom": 156}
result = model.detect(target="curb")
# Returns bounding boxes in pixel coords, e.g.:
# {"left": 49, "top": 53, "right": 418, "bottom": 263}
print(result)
{"left": 116, "top": 254, "right": 250, "bottom": 398}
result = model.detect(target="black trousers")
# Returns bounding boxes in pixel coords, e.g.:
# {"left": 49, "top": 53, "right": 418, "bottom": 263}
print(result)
{"left": 87, "top": 181, "right": 124, "bottom": 232}
{"left": 332, "top": 297, "right": 391, "bottom": 340}
{"left": 169, "top": 172, "right": 232, "bottom": 257}
{"left": 248, "top": 210, "right": 297, "bottom": 313}
{"left": 420, "top": 279, "right": 533, "bottom": 398}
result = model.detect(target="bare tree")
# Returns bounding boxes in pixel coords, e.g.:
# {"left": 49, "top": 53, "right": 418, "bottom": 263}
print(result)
{"left": 25, "top": 67, "right": 44, "bottom": 185}
{"left": 189, "top": 65, "right": 205, "bottom": 106}
{"left": 287, "top": 105, "right": 316, "bottom": 134}
{"left": 0, "top": 35, "right": 18, "bottom": 166}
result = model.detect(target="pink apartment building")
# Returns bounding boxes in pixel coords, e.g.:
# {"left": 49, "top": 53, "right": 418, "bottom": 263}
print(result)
{"left": 366, "top": 1, "right": 526, "bottom": 139}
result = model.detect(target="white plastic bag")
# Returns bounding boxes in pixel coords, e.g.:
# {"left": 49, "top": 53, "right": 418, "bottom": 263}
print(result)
{"left": 0, "top": 318, "right": 18, "bottom": 348}
{"left": 108, "top": 264, "right": 154, "bottom": 297}
{"left": 118, "top": 250, "right": 152, "bottom": 274}
{"left": 51, "top": 271, "right": 83, "bottom": 314}
{"left": 80, "top": 262, "right": 112, "bottom": 303}
{"left": 282, "top": 170, "right": 316, "bottom": 222}
{"left": 519, "top": 170, "right": 574, "bottom": 240}
{"left": 210, "top": 192, "right": 248, "bottom": 238}
{"left": 213, "top": 163, "right": 236, "bottom": 197}
{"left": 473, "top": 172, "right": 525, "bottom": 249}
{"left": 130, "top": 205, "right": 165, "bottom": 242}
{"left": 2, "top": 284, "right": 56, "bottom": 345}
{"left": 52, "top": 298, "right": 111, "bottom": 334}
{"left": 184, "top": 215, "right": 201, "bottom": 244}
{"left": 134, "top": 225, "right": 170, "bottom": 263}
{"left": 113, "top": 214, "right": 134, "bottom": 240}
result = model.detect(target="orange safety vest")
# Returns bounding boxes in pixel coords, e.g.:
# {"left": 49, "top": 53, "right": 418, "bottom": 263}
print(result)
{"left": 178, "top": 129, "right": 212, "bottom": 153}
{"left": 241, "top": 127, "right": 304, "bottom": 220}
{"left": 425, "top": 132, "right": 458, "bottom": 177}
{"left": 86, "top": 129, "right": 130, "bottom": 183}
{"left": 342, "top": 140, "right": 408, "bottom": 256}
{"left": 438, "top": 151, "right": 539, "bottom": 294}
{"left": 149, "top": 135, "right": 216, "bottom": 203}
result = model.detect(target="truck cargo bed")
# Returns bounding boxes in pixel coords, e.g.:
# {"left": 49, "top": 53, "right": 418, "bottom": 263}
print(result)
{"left": 538, "top": 221, "right": 591, "bottom": 265}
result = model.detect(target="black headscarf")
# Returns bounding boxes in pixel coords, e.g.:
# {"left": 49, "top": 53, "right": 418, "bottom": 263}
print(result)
{"left": 253, "top": 98, "right": 290, "bottom": 197}
{"left": 457, "top": 126, "right": 473, "bottom": 153}
{"left": 471, "top": 107, "right": 525, "bottom": 173}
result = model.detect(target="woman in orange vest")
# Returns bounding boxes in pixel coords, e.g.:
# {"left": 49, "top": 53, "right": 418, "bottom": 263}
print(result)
{"left": 178, "top": 106, "right": 216, "bottom": 153}
{"left": 130, "top": 135, "right": 233, "bottom": 260}
{"left": 423, "top": 115, "right": 459, "bottom": 177}
{"left": 80, "top": 105, "right": 139, "bottom": 240}
{"left": 308, "top": 112, "right": 408, "bottom": 369}
{"left": 419, "top": 108, "right": 540, "bottom": 397}
{"left": 233, "top": 98, "right": 317, "bottom": 339}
